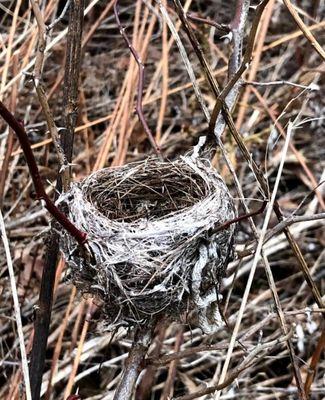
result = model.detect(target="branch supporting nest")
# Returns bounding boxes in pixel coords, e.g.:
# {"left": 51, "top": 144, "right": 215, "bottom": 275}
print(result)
{"left": 58, "top": 155, "right": 237, "bottom": 331}
{"left": 113, "top": 327, "right": 153, "bottom": 400}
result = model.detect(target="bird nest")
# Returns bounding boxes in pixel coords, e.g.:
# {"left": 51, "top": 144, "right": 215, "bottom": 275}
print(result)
{"left": 57, "top": 156, "right": 237, "bottom": 332}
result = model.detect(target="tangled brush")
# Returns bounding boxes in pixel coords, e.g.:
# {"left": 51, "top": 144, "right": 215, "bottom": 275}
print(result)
{"left": 57, "top": 155, "right": 237, "bottom": 332}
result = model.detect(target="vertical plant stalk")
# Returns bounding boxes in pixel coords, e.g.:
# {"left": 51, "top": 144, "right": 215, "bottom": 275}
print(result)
{"left": 208, "top": 0, "right": 268, "bottom": 139}
{"left": 30, "top": 0, "right": 46, "bottom": 83}
{"left": 113, "top": 328, "right": 152, "bottom": 400}
{"left": 156, "top": 0, "right": 168, "bottom": 143}
{"left": 28, "top": 2, "right": 85, "bottom": 399}
{"left": 114, "top": 0, "right": 161, "bottom": 158}
{"left": 61, "top": 0, "right": 85, "bottom": 187}
{"left": 30, "top": 0, "right": 68, "bottom": 174}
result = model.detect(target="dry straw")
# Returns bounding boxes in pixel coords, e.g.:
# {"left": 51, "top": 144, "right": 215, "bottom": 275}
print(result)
{"left": 57, "top": 154, "right": 237, "bottom": 332}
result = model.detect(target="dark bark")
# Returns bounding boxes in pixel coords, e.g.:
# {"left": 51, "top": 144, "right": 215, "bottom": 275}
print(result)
{"left": 29, "top": 2, "right": 85, "bottom": 399}
{"left": 61, "top": 0, "right": 86, "bottom": 172}
{"left": 29, "top": 232, "right": 60, "bottom": 400}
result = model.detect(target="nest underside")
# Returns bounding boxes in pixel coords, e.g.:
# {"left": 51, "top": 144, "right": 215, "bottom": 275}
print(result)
{"left": 58, "top": 156, "right": 237, "bottom": 332}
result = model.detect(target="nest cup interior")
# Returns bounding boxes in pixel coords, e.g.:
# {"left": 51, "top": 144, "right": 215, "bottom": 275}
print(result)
{"left": 84, "top": 161, "right": 208, "bottom": 222}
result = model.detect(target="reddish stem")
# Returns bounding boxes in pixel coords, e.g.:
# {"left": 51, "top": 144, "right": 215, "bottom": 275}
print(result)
{"left": 213, "top": 200, "right": 267, "bottom": 233}
{"left": 0, "top": 100, "right": 87, "bottom": 246}
{"left": 186, "top": 13, "right": 230, "bottom": 35}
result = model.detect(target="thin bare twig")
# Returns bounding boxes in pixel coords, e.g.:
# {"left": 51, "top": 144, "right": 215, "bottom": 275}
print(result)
{"left": 172, "top": 0, "right": 222, "bottom": 113}
{"left": 246, "top": 79, "right": 320, "bottom": 90}
{"left": 237, "top": 211, "right": 325, "bottom": 258}
{"left": 174, "top": 331, "right": 293, "bottom": 400}
{"left": 47, "top": 0, "right": 71, "bottom": 31}
{"left": 212, "top": 200, "right": 267, "bottom": 234}
{"left": 186, "top": 13, "right": 230, "bottom": 36}
{"left": 283, "top": 0, "right": 325, "bottom": 61}
{"left": 0, "top": 209, "right": 32, "bottom": 400}
{"left": 33, "top": 80, "right": 68, "bottom": 170}
{"left": 114, "top": 0, "right": 161, "bottom": 157}
{"left": 30, "top": 0, "right": 46, "bottom": 83}
{"left": 157, "top": 0, "right": 210, "bottom": 122}
{"left": 264, "top": 212, "right": 325, "bottom": 243}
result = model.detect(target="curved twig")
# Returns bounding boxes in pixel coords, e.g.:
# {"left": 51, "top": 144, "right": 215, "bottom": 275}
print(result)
{"left": 0, "top": 101, "right": 87, "bottom": 246}
{"left": 114, "top": 0, "right": 161, "bottom": 157}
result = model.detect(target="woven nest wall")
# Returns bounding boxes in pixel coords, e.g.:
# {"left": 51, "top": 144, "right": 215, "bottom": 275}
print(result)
{"left": 57, "top": 156, "right": 237, "bottom": 332}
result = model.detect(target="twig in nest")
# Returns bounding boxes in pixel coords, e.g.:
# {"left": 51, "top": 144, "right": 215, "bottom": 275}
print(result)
{"left": 114, "top": 0, "right": 161, "bottom": 157}
{"left": 212, "top": 200, "right": 267, "bottom": 234}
